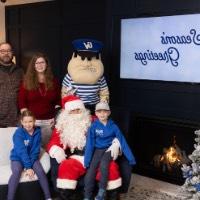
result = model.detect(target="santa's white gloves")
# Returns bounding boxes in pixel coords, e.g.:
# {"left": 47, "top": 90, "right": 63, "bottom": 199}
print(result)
{"left": 106, "top": 138, "right": 121, "bottom": 160}
{"left": 49, "top": 146, "right": 66, "bottom": 163}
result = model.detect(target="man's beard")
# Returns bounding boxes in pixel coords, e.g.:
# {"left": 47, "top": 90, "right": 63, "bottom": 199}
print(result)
{"left": 0, "top": 55, "right": 13, "bottom": 66}
{"left": 56, "top": 109, "right": 91, "bottom": 152}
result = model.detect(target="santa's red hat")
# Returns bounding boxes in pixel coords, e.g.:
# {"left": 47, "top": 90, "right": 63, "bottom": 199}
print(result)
{"left": 61, "top": 95, "right": 85, "bottom": 112}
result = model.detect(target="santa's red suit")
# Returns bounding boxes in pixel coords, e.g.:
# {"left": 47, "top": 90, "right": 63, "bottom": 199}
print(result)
{"left": 46, "top": 95, "right": 121, "bottom": 190}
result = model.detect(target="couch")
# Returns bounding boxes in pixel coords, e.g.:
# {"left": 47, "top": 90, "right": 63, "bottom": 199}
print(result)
{"left": 0, "top": 127, "right": 50, "bottom": 200}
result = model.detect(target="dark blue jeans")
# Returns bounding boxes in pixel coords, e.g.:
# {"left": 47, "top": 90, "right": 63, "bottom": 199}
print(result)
{"left": 84, "top": 149, "right": 112, "bottom": 199}
{"left": 7, "top": 160, "right": 51, "bottom": 200}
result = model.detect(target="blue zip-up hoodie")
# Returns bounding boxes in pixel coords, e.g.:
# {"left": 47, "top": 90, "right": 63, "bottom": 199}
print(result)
{"left": 84, "top": 119, "right": 136, "bottom": 167}
{"left": 10, "top": 126, "right": 41, "bottom": 169}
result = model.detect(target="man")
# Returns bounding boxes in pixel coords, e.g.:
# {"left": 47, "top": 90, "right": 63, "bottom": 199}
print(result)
{"left": 0, "top": 42, "right": 23, "bottom": 127}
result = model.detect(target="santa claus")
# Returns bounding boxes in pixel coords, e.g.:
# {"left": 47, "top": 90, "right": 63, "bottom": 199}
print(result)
{"left": 46, "top": 95, "right": 121, "bottom": 199}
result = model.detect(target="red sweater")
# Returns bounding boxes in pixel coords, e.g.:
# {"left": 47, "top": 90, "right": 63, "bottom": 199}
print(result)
{"left": 18, "top": 79, "right": 61, "bottom": 119}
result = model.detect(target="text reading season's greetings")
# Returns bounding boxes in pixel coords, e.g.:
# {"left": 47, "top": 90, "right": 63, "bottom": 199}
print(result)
{"left": 134, "top": 29, "right": 200, "bottom": 67}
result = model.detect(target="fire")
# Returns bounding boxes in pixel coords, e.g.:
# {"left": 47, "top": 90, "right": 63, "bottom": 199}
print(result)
{"left": 161, "top": 146, "right": 181, "bottom": 164}
{"left": 153, "top": 136, "right": 190, "bottom": 172}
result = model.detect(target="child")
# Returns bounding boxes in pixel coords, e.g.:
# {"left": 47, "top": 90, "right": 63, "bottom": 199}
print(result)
{"left": 84, "top": 102, "right": 136, "bottom": 200}
{"left": 7, "top": 110, "right": 52, "bottom": 200}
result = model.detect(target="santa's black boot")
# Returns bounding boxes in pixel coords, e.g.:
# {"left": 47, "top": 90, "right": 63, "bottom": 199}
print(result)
{"left": 107, "top": 189, "right": 119, "bottom": 200}
{"left": 58, "top": 188, "right": 73, "bottom": 200}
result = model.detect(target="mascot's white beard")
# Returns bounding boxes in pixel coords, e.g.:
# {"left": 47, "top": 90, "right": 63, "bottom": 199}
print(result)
{"left": 55, "top": 109, "right": 91, "bottom": 153}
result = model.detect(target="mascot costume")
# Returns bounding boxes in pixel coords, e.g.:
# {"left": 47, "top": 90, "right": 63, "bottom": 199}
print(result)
{"left": 61, "top": 38, "right": 109, "bottom": 113}
{"left": 47, "top": 95, "right": 122, "bottom": 199}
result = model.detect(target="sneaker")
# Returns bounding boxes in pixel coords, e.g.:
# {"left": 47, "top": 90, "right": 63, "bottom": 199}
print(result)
{"left": 95, "top": 188, "right": 106, "bottom": 200}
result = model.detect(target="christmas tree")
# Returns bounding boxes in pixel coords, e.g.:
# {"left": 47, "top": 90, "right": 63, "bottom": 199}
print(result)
{"left": 182, "top": 129, "right": 200, "bottom": 199}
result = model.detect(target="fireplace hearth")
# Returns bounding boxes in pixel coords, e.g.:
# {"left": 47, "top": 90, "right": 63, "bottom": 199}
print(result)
{"left": 130, "top": 115, "right": 200, "bottom": 185}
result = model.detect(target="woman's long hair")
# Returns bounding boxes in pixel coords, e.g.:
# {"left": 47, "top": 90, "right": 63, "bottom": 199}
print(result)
{"left": 23, "top": 52, "right": 54, "bottom": 90}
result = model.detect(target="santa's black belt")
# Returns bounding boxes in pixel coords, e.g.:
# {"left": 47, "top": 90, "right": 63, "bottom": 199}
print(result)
{"left": 69, "top": 149, "right": 84, "bottom": 156}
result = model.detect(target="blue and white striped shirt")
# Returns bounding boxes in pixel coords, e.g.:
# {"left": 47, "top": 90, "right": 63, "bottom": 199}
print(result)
{"left": 62, "top": 73, "right": 108, "bottom": 105}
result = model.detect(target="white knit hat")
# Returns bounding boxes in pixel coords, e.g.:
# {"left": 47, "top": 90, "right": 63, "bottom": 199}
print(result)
{"left": 61, "top": 95, "right": 85, "bottom": 112}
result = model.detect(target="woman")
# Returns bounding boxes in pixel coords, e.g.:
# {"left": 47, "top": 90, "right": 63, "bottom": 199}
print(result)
{"left": 18, "top": 52, "right": 61, "bottom": 147}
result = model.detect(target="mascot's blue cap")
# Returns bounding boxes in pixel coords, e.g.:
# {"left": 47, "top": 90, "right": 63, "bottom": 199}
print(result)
{"left": 72, "top": 39, "right": 103, "bottom": 53}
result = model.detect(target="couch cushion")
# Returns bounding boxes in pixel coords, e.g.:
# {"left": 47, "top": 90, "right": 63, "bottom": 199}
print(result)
{"left": 0, "top": 127, "right": 50, "bottom": 185}
{"left": 0, "top": 149, "right": 50, "bottom": 185}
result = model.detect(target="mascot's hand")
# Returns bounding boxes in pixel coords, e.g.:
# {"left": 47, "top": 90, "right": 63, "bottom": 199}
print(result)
{"left": 100, "top": 99, "right": 108, "bottom": 103}
{"left": 106, "top": 138, "right": 121, "bottom": 160}
{"left": 61, "top": 86, "right": 77, "bottom": 97}
{"left": 54, "top": 147, "right": 66, "bottom": 163}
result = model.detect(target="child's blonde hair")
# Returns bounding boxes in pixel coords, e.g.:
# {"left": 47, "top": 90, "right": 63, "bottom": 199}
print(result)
{"left": 20, "top": 110, "right": 36, "bottom": 121}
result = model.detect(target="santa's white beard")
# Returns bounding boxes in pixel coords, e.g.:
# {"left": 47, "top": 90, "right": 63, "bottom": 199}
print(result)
{"left": 56, "top": 109, "right": 91, "bottom": 152}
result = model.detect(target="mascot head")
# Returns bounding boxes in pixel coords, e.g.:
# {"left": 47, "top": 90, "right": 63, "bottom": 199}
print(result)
{"left": 67, "top": 39, "right": 104, "bottom": 84}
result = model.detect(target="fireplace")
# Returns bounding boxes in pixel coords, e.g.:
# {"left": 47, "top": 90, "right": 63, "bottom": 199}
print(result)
{"left": 130, "top": 115, "right": 200, "bottom": 185}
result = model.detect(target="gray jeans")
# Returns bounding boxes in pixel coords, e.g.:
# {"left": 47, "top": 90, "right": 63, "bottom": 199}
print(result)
{"left": 84, "top": 148, "right": 112, "bottom": 199}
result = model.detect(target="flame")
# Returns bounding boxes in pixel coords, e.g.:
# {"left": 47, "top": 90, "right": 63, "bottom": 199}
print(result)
{"left": 160, "top": 146, "right": 181, "bottom": 164}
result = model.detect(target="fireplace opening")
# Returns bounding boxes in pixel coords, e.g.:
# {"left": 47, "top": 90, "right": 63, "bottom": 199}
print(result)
{"left": 152, "top": 135, "right": 190, "bottom": 173}
{"left": 130, "top": 115, "right": 199, "bottom": 185}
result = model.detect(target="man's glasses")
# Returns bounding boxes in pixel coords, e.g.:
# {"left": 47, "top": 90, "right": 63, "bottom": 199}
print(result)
{"left": 0, "top": 49, "right": 13, "bottom": 54}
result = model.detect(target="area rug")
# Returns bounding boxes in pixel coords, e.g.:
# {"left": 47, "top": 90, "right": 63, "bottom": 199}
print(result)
{"left": 122, "top": 185, "right": 183, "bottom": 200}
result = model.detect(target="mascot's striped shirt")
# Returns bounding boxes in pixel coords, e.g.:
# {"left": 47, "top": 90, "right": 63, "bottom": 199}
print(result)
{"left": 62, "top": 73, "right": 108, "bottom": 105}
